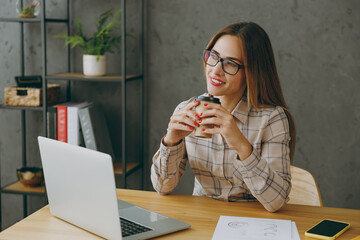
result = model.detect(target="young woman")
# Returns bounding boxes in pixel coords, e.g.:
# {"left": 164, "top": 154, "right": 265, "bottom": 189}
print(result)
{"left": 151, "top": 22, "right": 296, "bottom": 212}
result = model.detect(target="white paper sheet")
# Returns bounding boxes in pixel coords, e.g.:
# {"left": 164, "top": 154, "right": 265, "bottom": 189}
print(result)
{"left": 212, "top": 216, "right": 300, "bottom": 240}
{"left": 292, "top": 221, "right": 301, "bottom": 240}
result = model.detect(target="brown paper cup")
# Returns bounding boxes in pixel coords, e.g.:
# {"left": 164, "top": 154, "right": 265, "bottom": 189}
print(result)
{"left": 194, "top": 96, "right": 220, "bottom": 138}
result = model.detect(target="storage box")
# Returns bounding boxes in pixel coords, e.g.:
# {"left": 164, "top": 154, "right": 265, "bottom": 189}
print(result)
{"left": 4, "top": 84, "right": 60, "bottom": 107}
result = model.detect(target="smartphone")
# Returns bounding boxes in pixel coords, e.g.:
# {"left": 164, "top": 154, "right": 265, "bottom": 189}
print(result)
{"left": 305, "top": 219, "right": 350, "bottom": 240}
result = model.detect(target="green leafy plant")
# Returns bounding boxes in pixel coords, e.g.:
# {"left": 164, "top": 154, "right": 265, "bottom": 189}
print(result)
{"left": 20, "top": 6, "right": 35, "bottom": 16}
{"left": 56, "top": 9, "right": 131, "bottom": 59}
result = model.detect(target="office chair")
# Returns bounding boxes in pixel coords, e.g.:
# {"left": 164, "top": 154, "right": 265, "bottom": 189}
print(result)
{"left": 288, "top": 166, "right": 323, "bottom": 207}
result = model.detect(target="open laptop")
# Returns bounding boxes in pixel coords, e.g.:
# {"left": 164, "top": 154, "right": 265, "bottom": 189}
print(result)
{"left": 38, "top": 136, "right": 190, "bottom": 240}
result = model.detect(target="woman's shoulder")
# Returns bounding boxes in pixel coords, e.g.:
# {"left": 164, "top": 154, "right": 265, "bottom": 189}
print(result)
{"left": 248, "top": 105, "right": 288, "bottom": 128}
{"left": 249, "top": 105, "right": 285, "bottom": 117}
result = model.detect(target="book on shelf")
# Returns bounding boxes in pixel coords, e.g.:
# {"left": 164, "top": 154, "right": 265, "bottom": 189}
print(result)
{"left": 67, "top": 101, "right": 91, "bottom": 145}
{"left": 47, "top": 111, "right": 57, "bottom": 139}
{"left": 78, "top": 103, "right": 115, "bottom": 159}
{"left": 56, "top": 101, "right": 90, "bottom": 145}
{"left": 56, "top": 103, "right": 69, "bottom": 142}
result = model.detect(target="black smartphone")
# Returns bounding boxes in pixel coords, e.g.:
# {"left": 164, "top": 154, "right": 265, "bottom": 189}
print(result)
{"left": 305, "top": 219, "right": 350, "bottom": 239}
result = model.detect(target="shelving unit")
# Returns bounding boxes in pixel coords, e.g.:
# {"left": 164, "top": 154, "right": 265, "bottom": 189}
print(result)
{"left": 0, "top": 0, "right": 70, "bottom": 230}
{"left": 0, "top": 0, "right": 145, "bottom": 230}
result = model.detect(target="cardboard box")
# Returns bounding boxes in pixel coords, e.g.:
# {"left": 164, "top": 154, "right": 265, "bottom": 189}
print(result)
{"left": 4, "top": 84, "right": 60, "bottom": 107}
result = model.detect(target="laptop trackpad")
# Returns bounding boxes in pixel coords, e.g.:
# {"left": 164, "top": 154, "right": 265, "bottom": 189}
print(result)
{"left": 120, "top": 206, "right": 168, "bottom": 225}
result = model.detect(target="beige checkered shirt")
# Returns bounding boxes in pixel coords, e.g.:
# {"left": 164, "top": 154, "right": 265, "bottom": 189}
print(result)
{"left": 151, "top": 95, "right": 292, "bottom": 212}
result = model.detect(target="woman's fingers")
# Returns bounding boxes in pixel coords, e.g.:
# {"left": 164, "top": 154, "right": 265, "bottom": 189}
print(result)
{"left": 196, "top": 103, "right": 235, "bottom": 135}
{"left": 185, "top": 100, "right": 200, "bottom": 110}
{"left": 163, "top": 100, "right": 200, "bottom": 145}
{"left": 171, "top": 111, "right": 198, "bottom": 128}
{"left": 196, "top": 102, "right": 224, "bottom": 118}
{"left": 171, "top": 100, "right": 200, "bottom": 127}
{"left": 168, "top": 122, "right": 194, "bottom": 132}
{"left": 198, "top": 116, "right": 223, "bottom": 126}
{"left": 201, "top": 125, "right": 220, "bottom": 135}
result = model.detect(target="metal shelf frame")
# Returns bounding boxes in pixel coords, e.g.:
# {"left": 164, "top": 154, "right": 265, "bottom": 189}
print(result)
{"left": 0, "top": 0, "right": 70, "bottom": 230}
{"left": 0, "top": 17, "right": 69, "bottom": 23}
{"left": 0, "top": 0, "right": 145, "bottom": 230}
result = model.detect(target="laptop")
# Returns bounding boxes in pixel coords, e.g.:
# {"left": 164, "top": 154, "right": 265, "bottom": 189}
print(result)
{"left": 38, "top": 136, "right": 190, "bottom": 240}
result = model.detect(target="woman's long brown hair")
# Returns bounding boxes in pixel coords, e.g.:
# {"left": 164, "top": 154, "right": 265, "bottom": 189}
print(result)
{"left": 205, "top": 22, "right": 296, "bottom": 163}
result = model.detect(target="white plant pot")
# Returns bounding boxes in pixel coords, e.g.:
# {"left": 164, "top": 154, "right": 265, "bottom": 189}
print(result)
{"left": 83, "top": 54, "right": 107, "bottom": 76}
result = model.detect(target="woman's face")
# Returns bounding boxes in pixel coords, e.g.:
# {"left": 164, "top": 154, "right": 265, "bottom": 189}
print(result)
{"left": 206, "top": 35, "right": 246, "bottom": 99}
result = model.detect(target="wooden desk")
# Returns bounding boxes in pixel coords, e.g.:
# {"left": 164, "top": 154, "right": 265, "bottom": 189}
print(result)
{"left": 0, "top": 189, "right": 359, "bottom": 239}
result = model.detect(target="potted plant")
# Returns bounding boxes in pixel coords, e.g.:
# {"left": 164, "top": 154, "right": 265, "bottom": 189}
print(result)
{"left": 56, "top": 9, "right": 128, "bottom": 76}
{"left": 16, "top": 0, "right": 40, "bottom": 18}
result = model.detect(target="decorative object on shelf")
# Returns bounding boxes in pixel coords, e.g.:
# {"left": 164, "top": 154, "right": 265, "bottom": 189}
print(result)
{"left": 17, "top": 167, "right": 44, "bottom": 187}
{"left": 56, "top": 9, "right": 131, "bottom": 76}
{"left": 4, "top": 84, "right": 60, "bottom": 107}
{"left": 16, "top": 0, "right": 41, "bottom": 18}
{"left": 83, "top": 54, "right": 106, "bottom": 76}
{"left": 15, "top": 75, "right": 42, "bottom": 88}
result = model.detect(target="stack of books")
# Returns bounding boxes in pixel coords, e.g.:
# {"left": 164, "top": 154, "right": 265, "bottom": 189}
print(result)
{"left": 55, "top": 101, "right": 114, "bottom": 159}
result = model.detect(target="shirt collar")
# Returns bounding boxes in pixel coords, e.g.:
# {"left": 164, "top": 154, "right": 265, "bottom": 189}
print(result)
{"left": 231, "top": 95, "right": 249, "bottom": 124}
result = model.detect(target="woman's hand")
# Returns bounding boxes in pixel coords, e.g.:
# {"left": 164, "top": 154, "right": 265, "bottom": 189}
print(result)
{"left": 198, "top": 102, "right": 253, "bottom": 160}
{"left": 163, "top": 100, "right": 200, "bottom": 146}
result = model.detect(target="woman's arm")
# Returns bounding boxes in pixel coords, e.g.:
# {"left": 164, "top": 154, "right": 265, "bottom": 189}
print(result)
{"left": 233, "top": 107, "right": 291, "bottom": 212}
{"left": 151, "top": 138, "right": 188, "bottom": 194}
{"left": 151, "top": 99, "right": 200, "bottom": 194}
{"left": 200, "top": 104, "right": 291, "bottom": 212}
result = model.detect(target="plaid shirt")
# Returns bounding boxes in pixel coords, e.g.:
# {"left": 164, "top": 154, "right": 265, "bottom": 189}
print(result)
{"left": 151, "top": 95, "right": 292, "bottom": 212}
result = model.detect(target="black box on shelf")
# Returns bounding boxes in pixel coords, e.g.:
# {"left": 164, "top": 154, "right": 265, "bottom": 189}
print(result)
{"left": 15, "top": 75, "right": 42, "bottom": 88}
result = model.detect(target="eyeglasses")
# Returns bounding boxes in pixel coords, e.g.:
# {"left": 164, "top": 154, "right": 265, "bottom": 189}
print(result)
{"left": 203, "top": 50, "right": 243, "bottom": 75}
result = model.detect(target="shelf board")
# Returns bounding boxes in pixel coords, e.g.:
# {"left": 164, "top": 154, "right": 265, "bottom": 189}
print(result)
{"left": 0, "top": 17, "right": 68, "bottom": 23}
{"left": 0, "top": 17, "right": 41, "bottom": 22}
{"left": 0, "top": 104, "right": 43, "bottom": 111}
{"left": 46, "top": 73, "right": 143, "bottom": 83}
{"left": 0, "top": 104, "right": 61, "bottom": 111}
{"left": 113, "top": 162, "right": 141, "bottom": 175}
{"left": 1, "top": 181, "right": 46, "bottom": 195}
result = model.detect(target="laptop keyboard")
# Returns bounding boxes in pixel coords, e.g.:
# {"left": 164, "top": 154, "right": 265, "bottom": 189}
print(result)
{"left": 120, "top": 217, "right": 152, "bottom": 237}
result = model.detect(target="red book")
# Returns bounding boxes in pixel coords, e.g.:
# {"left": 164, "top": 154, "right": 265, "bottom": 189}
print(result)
{"left": 57, "top": 104, "right": 68, "bottom": 142}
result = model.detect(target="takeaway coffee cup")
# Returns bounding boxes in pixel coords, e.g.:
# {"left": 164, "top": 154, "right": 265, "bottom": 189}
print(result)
{"left": 194, "top": 95, "right": 221, "bottom": 138}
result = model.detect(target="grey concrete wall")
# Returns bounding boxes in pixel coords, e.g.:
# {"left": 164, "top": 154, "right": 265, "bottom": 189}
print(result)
{"left": 144, "top": 0, "right": 360, "bottom": 210}
{"left": 0, "top": 0, "right": 359, "bottom": 231}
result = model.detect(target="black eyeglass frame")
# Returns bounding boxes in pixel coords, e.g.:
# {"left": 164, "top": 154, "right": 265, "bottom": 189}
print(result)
{"left": 203, "top": 49, "right": 243, "bottom": 75}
